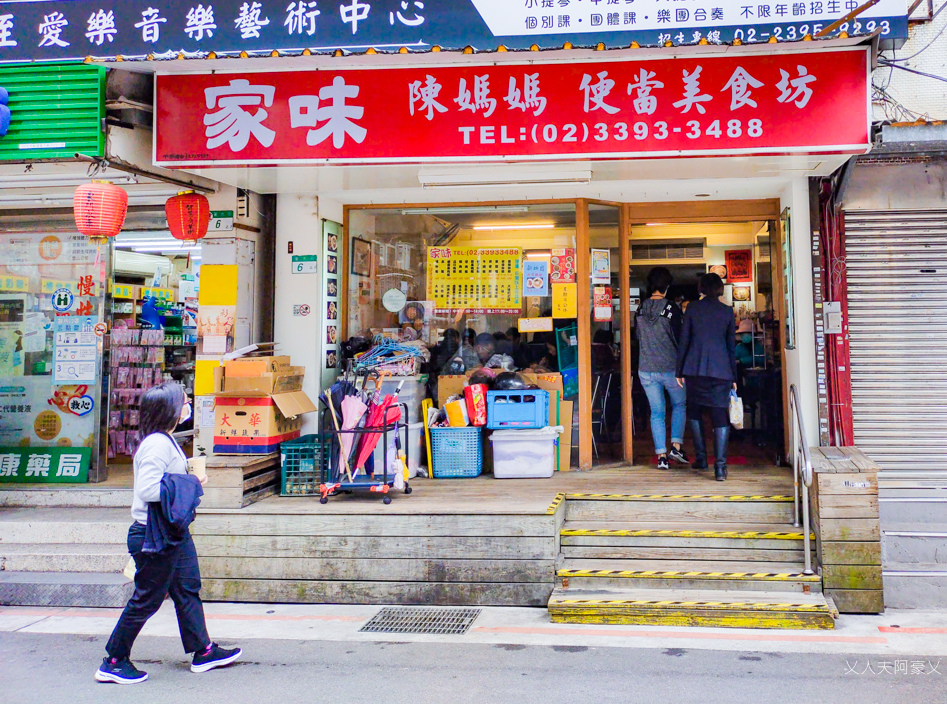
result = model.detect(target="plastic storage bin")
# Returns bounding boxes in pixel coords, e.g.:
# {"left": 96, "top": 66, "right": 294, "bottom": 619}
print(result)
{"left": 490, "top": 427, "right": 563, "bottom": 479}
{"left": 280, "top": 434, "right": 327, "bottom": 495}
{"left": 430, "top": 426, "right": 482, "bottom": 478}
{"left": 486, "top": 390, "right": 549, "bottom": 429}
{"left": 371, "top": 421, "right": 425, "bottom": 478}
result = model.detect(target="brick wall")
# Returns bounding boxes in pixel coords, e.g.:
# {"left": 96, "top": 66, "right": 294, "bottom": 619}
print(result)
{"left": 872, "top": 11, "right": 947, "bottom": 121}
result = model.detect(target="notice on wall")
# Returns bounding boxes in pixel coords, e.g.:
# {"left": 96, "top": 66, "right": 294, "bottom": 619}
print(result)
{"left": 550, "top": 248, "right": 576, "bottom": 284}
{"left": 427, "top": 247, "right": 522, "bottom": 313}
{"left": 552, "top": 283, "right": 577, "bottom": 319}
{"left": 518, "top": 317, "right": 554, "bottom": 333}
{"left": 523, "top": 260, "right": 549, "bottom": 297}
{"left": 591, "top": 249, "right": 611, "bottom": 285}
{"left": 53, "top": 316, "right": 98, "bottom": 384}
{"left": 594, "top": 286, "right": 612, "bottom": 322}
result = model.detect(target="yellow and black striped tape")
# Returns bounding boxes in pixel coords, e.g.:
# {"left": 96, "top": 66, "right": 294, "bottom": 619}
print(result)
{"left": 557, "top": 568, "right": 821, "bottom": 582}
{"left": 560, "top": 528, "right": 814, "bottom": 540}
{"left": 564, "top": 493, "right": 794, "bottom": 502}
{"left": 549, "top": 598, "right": 829, "bottom": 612}
{"left": 545, "top": 492, "right": 566, "bottom": 515}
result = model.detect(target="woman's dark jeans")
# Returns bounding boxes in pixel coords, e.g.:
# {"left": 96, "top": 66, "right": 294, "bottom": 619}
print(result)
{"left": 105, "top": 522, "right": 210, "bottom": 660}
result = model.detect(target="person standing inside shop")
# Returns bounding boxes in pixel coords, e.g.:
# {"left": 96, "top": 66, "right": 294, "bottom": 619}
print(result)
{"left": 96, "top": 383, "right": 241, "bottom": 685}
{"left": 676, "top": 273, "right": 738, "bottom": 482}
{"left": 636, "top": 267, "right": 688, "bottom": 470}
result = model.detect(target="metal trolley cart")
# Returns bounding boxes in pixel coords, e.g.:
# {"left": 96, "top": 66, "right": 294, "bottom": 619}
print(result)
{"left": 317, "top": 403, "right": 412, "bottom": 504}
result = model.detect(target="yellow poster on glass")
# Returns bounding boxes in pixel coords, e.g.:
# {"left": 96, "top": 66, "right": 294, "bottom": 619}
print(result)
{"left": 552, "top": 283, "right": 577, "bottom": 318}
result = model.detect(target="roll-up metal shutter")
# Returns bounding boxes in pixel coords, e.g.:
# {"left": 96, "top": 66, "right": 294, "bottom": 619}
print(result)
{"left": 845, "top": 209, "right": 947, "bottom": 471}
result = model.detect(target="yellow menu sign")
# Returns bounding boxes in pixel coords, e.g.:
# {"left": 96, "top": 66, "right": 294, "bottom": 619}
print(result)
{"left": 552, "top": 283, "right": 577, "bottom": 318}
{"left": 427, "top": 246, "right": 522, "bottom": 313}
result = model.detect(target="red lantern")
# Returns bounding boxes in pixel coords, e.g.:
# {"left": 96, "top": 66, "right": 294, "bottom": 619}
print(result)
{"left": 165, "top": 191, "right": 210, "bottom": 242}
{"left": 73, "top": 181, "right": 128, "bottom": 240}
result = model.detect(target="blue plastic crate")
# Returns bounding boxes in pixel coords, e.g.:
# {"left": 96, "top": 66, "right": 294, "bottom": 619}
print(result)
{"left": 430, "top": 427, "right": 482, "bottom": 478}
{"left": 486, "top": 390, "right": 549, "bottom": 429}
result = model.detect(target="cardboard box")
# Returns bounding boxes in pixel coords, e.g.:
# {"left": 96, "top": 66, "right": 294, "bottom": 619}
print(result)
{"left": 213, "top": 392, "right": 316, "bottom": 455}
{"left": 223, "top": 355, "right": 292, "bottom": 378}
{"left": 213, "top": 365, "right": 305, "bottom": 395}
{"left": 438, "top": 375, "right": 467, "bottom": 407}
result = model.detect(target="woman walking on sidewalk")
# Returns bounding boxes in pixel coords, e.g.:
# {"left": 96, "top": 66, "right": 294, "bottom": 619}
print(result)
{"left": 96, "top": 383, "right": 241, "bottom": 685}
{"left": 676, "top": 273, "right": 738, "bottom": 482}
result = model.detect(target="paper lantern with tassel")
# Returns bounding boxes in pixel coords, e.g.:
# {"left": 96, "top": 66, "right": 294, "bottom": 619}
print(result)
{"left": 73, "top": 181, "right": 128, "bottom": 240}
{"left": 165, "top": 190, "right": 210, "bottom": 242}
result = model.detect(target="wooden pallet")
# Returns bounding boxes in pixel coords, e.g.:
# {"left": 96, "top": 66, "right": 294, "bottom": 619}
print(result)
{"left": 810, "top": 446, "right": 883, "bottom": 614}
{"left": 202, "top": 454, "right": 280, "bottom": 509}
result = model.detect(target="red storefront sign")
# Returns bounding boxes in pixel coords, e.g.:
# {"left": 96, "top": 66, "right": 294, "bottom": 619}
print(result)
{"left": 154, "top": 48, "right": 869, "bottom": 167}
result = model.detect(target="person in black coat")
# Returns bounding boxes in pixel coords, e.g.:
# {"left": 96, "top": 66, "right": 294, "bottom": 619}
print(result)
{"left": 675, "top": 273, "right": 738, "bottom": 481}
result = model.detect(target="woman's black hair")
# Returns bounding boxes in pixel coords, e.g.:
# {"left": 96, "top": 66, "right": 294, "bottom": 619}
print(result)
{"left": 646, "top": 267, "right": 673, "bottom": 296}
{"left": 699, "top": 272, "right": 725, "bottom": 298}
{"left": 139, "top": 382, "right": 186, "bottom": 441}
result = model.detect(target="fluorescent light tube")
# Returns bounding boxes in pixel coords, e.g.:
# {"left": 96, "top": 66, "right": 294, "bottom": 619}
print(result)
{"left": 472, "top": 223, "right": 556, "bottom": 231}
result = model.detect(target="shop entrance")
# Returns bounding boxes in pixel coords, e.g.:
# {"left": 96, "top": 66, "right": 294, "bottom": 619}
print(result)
{"left": 623, "top": 218, "right": 787, "bottom": 469}
{"left": 342, "top": 198, "right": 790, "bottom": 474}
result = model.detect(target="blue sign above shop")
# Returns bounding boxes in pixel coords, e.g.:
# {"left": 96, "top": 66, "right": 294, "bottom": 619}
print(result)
{"left": 0, "top": 0, "right": 907, "bottom": 62}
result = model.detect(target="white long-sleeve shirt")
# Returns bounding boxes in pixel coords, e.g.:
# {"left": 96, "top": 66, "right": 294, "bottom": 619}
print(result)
{"left": 131, "top": 433, "right": 188, "bottom": 524}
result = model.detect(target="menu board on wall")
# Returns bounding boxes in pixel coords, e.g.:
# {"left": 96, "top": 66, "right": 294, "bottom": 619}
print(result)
{"left": 427, "top": 247, "right": 522, "bottom": 314}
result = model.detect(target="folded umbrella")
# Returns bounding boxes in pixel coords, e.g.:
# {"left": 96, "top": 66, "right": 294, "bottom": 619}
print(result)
{"left": 339, "top": 394, "right": 368, "bottom": 480}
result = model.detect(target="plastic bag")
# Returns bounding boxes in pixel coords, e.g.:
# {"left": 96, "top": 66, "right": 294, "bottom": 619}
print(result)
{"left": 729, "top": 389, "right": 744, "bottom": 430}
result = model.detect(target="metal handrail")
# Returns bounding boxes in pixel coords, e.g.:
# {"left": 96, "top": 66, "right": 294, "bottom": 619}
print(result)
{"left": 788, "top": 384, "right": 814, "bottom": 575}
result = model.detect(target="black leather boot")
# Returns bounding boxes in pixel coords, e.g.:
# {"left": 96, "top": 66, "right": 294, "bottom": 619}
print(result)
{"left": 713, "top": 426, "right": 730, "bottom": 481}
{"left": 688, "top": 419, "right": 708, "bottom": 469}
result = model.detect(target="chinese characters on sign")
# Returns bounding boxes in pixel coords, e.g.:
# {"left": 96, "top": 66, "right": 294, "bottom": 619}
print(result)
{"left": 156, "top": 49, "right": 869, "bottom": 165}
{"left": 0, "top": 1, "right": 908, "bottom": 62}
{"left": 0, "top": 446, "right": 91, "bottom": 483}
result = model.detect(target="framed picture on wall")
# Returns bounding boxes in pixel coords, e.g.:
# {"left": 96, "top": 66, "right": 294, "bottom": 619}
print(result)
{"left": 351, "top": 237, "right": 372, "bottom": 277}
{"left": 725, "top": 249, "right": 753, "bottom": 283}
{"left": 708, "top": 264, "right": 728, "bottom": 282}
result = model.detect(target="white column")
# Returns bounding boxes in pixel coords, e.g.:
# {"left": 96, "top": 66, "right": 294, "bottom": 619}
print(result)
{"left": 782, "top": 177, "right": 820, "bottom": 447}
{"left": 275, "top": 195, "right": 324, "bottom": 434}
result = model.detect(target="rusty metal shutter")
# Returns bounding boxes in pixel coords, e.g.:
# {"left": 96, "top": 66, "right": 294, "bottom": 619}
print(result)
{"left": 844, "top": 209, "right": 947, "bottom": 471}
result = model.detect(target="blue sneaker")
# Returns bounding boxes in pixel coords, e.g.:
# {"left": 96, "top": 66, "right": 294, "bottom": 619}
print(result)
{"left": 95, "top": 656, "right": 148, "bottom": 684}
{"left": 191, "top": 643, "right": 242, "bottom": 673}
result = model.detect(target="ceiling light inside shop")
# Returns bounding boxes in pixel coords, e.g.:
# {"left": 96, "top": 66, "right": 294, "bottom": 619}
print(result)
{"left": 472, "top": 223, "right": 556, "bottom": 231}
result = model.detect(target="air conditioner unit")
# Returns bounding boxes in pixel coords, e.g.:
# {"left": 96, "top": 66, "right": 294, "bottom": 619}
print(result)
{"left": 113, "top": 250, "right": 173, "bottom": 278}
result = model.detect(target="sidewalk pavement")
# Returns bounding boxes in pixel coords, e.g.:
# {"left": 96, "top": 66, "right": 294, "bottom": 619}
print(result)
{"left": 2, "top": 602, "right": 947, "bottom": 657}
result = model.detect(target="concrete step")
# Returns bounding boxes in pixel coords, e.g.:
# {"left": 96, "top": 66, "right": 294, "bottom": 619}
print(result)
{"left": 557, "top": 558, "right": 821, "bottom": 593}
{"left": 0, "top": 508, "right": 130, "bottom": 544}
{"left": 883, "top": 563, "right": 947, "bottom": 609}
{"left": 564, "top": 494, "right": 795, "bottom": 524}
{"left": 0, "top": 543, "right": 130, "bottom": 573}
{"left": 547, "top": 586, "right": 835, "bottom": 629}
{"left": 882, "top": 523, "right": 947, "bottom": 565}
{"left": 0, "top": 571, "right": 134, "bottom": 607}
{"left": 560, "top": 520, "right": 808, "bottom": 562}
{"left": 0, "top": 486, "right": 133, "bottom": 509}
{"left": 878, "top": 490, "right": 947, "bottom": 525}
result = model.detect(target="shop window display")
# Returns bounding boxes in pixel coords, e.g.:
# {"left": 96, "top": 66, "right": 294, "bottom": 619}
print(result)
{"left": 0, "top": 232, "right": 107, "bottom": 483}
{"left": 344, "top": 206, "right": 579, "bottom": 383}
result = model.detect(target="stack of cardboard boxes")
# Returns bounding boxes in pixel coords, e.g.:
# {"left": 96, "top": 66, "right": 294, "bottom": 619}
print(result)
{"left": 212, "top": 355, "right": 316, "bottom": 455}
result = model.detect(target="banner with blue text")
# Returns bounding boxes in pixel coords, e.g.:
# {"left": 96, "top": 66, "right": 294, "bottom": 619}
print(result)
{"left": 0, "top": 0, "right": 907, "bottom": 62}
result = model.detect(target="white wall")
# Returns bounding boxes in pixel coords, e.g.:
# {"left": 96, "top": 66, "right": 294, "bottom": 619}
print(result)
{"left": 781, "top": 177, "right": 820, "bottom": 447}
{"left": 275, "top": 194, "right": 324, "bottom": 435}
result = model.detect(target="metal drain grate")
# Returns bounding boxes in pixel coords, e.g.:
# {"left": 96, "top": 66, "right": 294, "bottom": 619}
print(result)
{"left": 360, "top": 607, "right": 482, "bottom": 635}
